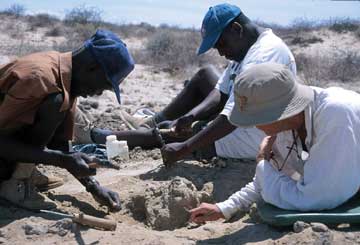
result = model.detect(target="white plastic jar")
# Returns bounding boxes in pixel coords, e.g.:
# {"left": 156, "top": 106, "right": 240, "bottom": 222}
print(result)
{"left": 106, "top": 135, "right": 120, "bottom": 160}
{"left": 118, "top": 141, "right": 129, "bottom": 160}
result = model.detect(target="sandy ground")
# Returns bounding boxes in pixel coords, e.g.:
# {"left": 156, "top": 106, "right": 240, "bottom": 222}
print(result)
{"left": 0, "top": 64, "right": 360, "bottom": 244}
{"left": 1, "top": 16, "right": 360, "bottom": 244}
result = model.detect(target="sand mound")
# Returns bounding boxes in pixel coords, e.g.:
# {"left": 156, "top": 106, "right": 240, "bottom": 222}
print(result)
{"left": 144, "top": 177, "right": 201, "bottom": 230}
{"left": 126, "top": 177, "right": 211, "bottom": 231}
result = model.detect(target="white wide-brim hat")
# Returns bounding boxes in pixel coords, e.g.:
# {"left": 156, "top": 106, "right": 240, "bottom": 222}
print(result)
{"left": 229, "top": 62, "right": 314, "bottom": 127}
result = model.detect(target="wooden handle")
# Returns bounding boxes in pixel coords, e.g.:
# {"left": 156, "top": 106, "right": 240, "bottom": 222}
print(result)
{"left": 88, "top": 162, "right": 98, "bottom": 168}
{"left": 73, "top": 213, "right": 117, "bottom": 231}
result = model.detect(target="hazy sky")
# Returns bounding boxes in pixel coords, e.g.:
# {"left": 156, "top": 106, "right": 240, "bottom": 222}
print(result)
{"left": 0, "top": 0, "right": 359, "bottom": 28}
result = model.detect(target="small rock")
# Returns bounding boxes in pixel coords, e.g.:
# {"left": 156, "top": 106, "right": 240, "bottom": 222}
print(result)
{"left": 105, "top": 108, "right": 113, "bottom": 113}
{"left": 293, "top": 221, "right": 310, "bottom": 233}
{"left": 89, "top": 101, "right": 99, "bottom": 109}
{"left": 0, "top": 230, "right": 5, "bottom": 237}
{"left": 83, "top": 105, "right": 92, "bottom": 111}
{"left": 111, "top": 114, "right": 121, "bottom": 120}
{"left": 48, "top": 219, "right": 72, "bottom": 237}
{"left": 22, "top": 224, "right": 48, "bottom": 235}
{"left": 0, "top": 237, "right": 7, "bottom": 244}
{"left": 311, "top": 222, "right": 328, "bottom": 232}
{"left": 80, "top": 100, "right": 89, "bottom": 105}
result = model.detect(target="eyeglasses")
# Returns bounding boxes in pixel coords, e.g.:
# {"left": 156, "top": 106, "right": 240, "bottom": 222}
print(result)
{"left": 271, "top": 130, "right": 302, "bottom": 171}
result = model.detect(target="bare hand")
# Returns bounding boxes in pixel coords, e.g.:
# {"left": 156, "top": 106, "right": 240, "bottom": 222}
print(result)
{"left": 161, "top": 142, "right": 190, "bottom": 166}
{"left": 170, "top": 115, "right": 194, "bottom": 136}
{"left": 90, "top": 185, "right": 122, "bottom": 211}
{"left": 189, "top": 203, "right": 224, "bottom": 224}
{"left": 63, "top": 152, "right": 97, "bottom": 178}
{"left": 257, "top": 136, "right": 277, "bottom": 163}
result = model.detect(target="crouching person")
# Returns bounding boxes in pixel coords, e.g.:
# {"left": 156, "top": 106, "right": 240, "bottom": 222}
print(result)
{"left": 190, "top": 62, "right": 360, "bottom": 223}
{"left": 0, "top": 29, "right": 134, "bottom": 210}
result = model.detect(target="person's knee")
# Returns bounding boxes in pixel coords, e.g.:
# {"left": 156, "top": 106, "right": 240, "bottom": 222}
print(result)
{"left": 188, "top": 65, "right": 220, "bottom": 91}
{"left": 196, "top": 65, "right": 220, "bottom": 84}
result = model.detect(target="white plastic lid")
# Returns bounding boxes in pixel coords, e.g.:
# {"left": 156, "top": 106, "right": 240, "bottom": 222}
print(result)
{"left": 106, "top": 135, "right": 117, "bottom": 142}
{"left": 118, "top": 141, "right": 128, "bottom": 147}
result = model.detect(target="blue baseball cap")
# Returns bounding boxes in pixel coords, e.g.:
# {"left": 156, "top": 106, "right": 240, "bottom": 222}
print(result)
{"left": 84, "top": 29, "right": 135, "bottom": 104}
{"left": 197, "top": 3, "right": 241, "bottom": 55}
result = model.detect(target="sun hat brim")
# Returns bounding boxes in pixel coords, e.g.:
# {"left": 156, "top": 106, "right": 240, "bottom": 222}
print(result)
{"left": 229, "top": 82, "right": 314, "bottom": 127}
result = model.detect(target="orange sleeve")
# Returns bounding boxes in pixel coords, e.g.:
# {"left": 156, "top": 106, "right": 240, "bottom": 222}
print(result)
{"left": 0, "top": 72, "right": 61, "bottom": 130}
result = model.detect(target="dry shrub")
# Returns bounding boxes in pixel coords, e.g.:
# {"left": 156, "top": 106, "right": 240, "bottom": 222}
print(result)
{"left": 356, "top": 28, "right": 360, "bottom": 39}
{"left": 2, "top": 3, "right": 26, "bottom": 17}
{"left": 64, "top": 5, "right": 103, "bottom": 27}
{"left": 105, "top": 22, "right": 156, "bottom": 39}
{"left": 1, "top": 39, "right": 51, "bottom": 56}
{"left": 60, "top": 5, "right": 104, "bottom": 50}
{"left": 291, "top": 36, "right": 323, "bottom": 47}
{"left": 140, "top": 28, "right": 204, "bottom": 72}
{"left": 45, "top": 25, "right": 63, "bottom": 37}
{"left": 291, "top": 17, "right": 319, "bottom": 33}
{"left": 329, "top": 18, "right": 359, "bottom": 33}
{"left": 296, "top": 50, "right": 360, "bottom": 85}
{"left": 27, "top": 13, "right": 59, "bottom": 30}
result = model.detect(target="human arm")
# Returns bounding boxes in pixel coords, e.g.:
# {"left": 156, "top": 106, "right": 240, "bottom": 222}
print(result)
{"left": 77, "top": 176, "right": 121, "bottom": 211}
{"left": 189, "top": 203, "right": 224, "bottom": 224}
{"left": 161, "top": 114, "right": 236, "bottom": 164}
{"left": 0, "top": 134, "right": 97, "bottom": 178}
{"left": 190, "top": 176, "right": 263, "bottom": 222}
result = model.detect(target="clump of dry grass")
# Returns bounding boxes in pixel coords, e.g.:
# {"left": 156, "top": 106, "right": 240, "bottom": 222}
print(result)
{"left": 1, "top": 3, "right": 26, "bottom": 17}
{"left": 132, "top": 26, "right": 215, "bottom": 73}
{"left": 295, "top": 50, "right": 360, "bottom": 85}
{"left": 329, "top": 18, "right": 359, "bottom": 33}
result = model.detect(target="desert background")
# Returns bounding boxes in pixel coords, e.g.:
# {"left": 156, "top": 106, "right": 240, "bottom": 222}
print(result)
{"left": 0, "top": 2, "right": 360, "bottom": 244}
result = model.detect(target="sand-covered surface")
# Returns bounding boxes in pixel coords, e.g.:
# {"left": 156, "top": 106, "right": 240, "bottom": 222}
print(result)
{"left": 0, "top": 65, "right": 359, "bottom": 244}
{"left": 1, "top": 13, "right": 360, "bottom": 245}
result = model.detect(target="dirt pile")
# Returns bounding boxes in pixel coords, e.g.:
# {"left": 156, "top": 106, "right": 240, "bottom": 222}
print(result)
{"left": 125, "top": 176, "right": 211, "bottom": 230}
{"left": 142, "top": 177, "right": 208, "bottom": 230}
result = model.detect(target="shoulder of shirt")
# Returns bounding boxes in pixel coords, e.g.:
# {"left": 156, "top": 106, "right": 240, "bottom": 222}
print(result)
{"left": 312, "top": 86, "right": 359, "bottom": 128}
{"left": 257, "top": 29, "right": 289, "bottom": 48}
{"left": 11, "top": 51, "right": 61, "bottom": 80}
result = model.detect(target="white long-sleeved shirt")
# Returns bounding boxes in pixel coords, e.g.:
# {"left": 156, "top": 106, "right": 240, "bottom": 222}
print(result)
{"left": 215, "top": 28, "right": 296, "bottom": 117}
{"left": 217, "top": 86, "right": 360, "bottom": 220}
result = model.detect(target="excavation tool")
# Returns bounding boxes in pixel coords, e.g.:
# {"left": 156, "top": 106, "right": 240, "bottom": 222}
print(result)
{"left": 39, "top": 210, "right": 117, "bottom": 231}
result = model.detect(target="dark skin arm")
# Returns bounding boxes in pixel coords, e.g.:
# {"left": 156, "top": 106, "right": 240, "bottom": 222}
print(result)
{"left": 0, "top": 131, "right": 96, "bottom": 178}
{"left": 161, "top": 114, "right": 236, "bottom": 165}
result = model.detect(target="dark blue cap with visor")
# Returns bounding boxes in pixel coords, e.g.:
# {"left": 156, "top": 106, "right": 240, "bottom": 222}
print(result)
{"left": 197, "top": 4, "right": 241, "bottom": 55}
{"left": 84, "top": 29, "right": 135, "bottom": 104}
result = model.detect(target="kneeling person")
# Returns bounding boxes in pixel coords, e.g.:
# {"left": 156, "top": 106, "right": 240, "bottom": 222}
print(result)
{"left": 0, "top": 29, "right": 134, "bottom": 210}
{"left": 190, "top": 62, "right": 360, "bottom": 222}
